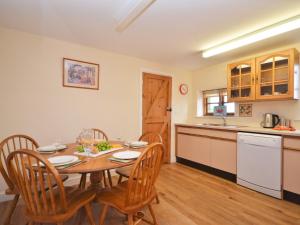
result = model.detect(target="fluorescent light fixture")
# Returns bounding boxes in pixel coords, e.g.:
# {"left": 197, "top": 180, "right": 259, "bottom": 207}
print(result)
{"left": 202, "top": 15, "right": 300, "bottom": 58}
{"left": 115, "top": 0, "right": 156, "bottom": 32}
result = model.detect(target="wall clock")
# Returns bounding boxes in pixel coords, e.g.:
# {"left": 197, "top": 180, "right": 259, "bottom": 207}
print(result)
{"left": 179, "top": 83, "right": 188, "bottom": 95}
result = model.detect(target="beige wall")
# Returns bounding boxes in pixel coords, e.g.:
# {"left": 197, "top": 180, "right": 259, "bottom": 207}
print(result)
{"left": 0, "top": 27, "right": 192, "bottom": 193}
{"left": 188, "top": 44, "right": 300, "bottom": 128}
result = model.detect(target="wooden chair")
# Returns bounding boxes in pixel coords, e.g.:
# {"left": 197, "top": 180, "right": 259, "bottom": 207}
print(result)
{"left": 7, "top": 149, "right": 96, "bottom": 225}
{"left": 78, "top": 128, "right": 112, "bottom": 189}
{"left": 0, "top": 134, "right": 68, "bottom": 225}
{"left": 116, "top": 132, "right": 163, "bottom": 203}
{"left": 98, "top": 143, "right": 164, "bottom": 225}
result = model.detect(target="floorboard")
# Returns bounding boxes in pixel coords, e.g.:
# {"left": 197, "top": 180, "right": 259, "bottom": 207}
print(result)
{"left": 1, "top": 163, "right": 300, "bottom": 225}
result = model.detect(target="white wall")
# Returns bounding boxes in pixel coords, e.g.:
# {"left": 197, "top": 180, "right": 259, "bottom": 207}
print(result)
{"left": 188, "top": 44, "right": 300, "bottom": 128}
{"left": 0, "top": 27, "right": 192, "bottom": 194}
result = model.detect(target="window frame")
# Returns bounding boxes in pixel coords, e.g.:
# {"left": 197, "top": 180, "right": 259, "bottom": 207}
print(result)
{"left": 203, "top": 88, "right": 235, "bottom": 116}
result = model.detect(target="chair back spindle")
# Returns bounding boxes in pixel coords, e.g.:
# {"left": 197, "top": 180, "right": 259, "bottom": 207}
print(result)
{"left": 92, "top": 129, "right": 108, "bottom": 141}
{"left": 7, "top": 149, "right": 67, "bottom": 217}
{"left": 0, "top": 135, "right": 39, "bottom": 191}
{"left": 139, "top": 132, "right": 162, "bottom": 144}
{"left": 126, "top": 143, "right": 164, "bottom": 206}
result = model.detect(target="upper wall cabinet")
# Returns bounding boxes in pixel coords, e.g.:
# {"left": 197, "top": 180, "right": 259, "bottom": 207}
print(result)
{"left": 227, "top": 59, "right": 255, "bottom": 102}
{"left": 256, "top": 49, "right": 299, "bottom": 100}
{"left": 227, "top": 49, "right": 299, "bottom": 102}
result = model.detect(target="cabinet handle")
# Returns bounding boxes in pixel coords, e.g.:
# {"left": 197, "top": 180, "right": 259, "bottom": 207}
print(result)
{"left": 252, "top": 77, "right": 255, "bottom": 84}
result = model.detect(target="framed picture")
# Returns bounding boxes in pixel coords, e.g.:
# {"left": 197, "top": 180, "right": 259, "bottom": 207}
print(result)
{"left": 63, "top": 58, "right": 99, "bottom": 90}
{"left": 239, "top": 103, "right": 252, "bottom": 117}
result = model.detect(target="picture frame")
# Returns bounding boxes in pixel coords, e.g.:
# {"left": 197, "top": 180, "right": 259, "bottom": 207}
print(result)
{"left": 239, "top": 103, "right": 252, "bottom": 117}
{"left": 63, "top": 58, "right": 99, "bottom": 90}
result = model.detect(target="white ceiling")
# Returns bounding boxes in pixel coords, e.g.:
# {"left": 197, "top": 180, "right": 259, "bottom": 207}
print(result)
{"left": 1, "top": 0, "right": 300, "bottom": 70}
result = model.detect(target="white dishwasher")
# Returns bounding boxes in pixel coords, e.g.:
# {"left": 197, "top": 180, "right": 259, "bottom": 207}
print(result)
{"left": 237, "top": 132, "right": 282, "bottom": 199}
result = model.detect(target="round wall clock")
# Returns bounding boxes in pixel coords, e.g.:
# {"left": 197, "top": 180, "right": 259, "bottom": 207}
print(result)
{"left": 179, "top": 83, "right": 188, "bottom": 95}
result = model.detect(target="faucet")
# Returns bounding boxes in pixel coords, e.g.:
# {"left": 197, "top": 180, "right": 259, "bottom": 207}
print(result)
{"left": 221, "top": 116, "right": 227, "bottom": 126}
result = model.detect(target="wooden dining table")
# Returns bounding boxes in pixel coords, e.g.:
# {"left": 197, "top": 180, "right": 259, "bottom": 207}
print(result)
{"left": 42, "top": 142, "right": 145, "bottom": 189}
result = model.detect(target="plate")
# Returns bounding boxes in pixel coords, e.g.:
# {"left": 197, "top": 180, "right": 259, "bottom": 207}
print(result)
{"left": 37, "top": 144, "right": 67, "bottom": 152}
{"left": 112, "top": 150, "right": 141, "bottom": 160}
{"left": 129, "top": 141, "right": 148, "bottom": 147}
{"left": 48, "top": 155, "right": 78, "bottom": 165}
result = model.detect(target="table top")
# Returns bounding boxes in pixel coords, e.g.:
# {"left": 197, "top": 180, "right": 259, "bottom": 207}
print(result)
{"left": 43, "top": 142, "right": 145, "bottom": 174}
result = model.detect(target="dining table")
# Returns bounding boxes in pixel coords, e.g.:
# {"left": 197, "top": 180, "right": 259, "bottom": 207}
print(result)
{"left": 42, "top": 141, "right": 146, "bottom": 190}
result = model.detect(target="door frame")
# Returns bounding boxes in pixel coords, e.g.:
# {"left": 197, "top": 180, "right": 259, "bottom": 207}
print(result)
{"left": 139, "top": 69, "right": 172, "bottom": 163}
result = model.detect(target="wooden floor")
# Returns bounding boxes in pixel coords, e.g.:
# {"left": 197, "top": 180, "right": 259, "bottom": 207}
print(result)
{"left": 2, "top": 163, "right": 300, "bottom": 225}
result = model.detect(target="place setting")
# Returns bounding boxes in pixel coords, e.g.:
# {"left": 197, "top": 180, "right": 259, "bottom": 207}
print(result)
{"left": 37, "top": 143, "right": 67, "bottom": 154}
{"left": 109, "top": 150, "right": 141, "bottom": 163}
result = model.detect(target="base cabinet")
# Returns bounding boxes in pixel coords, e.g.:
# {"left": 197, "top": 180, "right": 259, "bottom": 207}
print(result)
{"left": 211, "top": 140, "right": 237, "bottom": 174}
{"left": 177, "top": 134, "right": 210, "bottom": 166}
{"left": 283, "top": 149, "right": 300, "bottom": 195}
{"left": 176, "top": 128, "right": 237, "bottom": 175}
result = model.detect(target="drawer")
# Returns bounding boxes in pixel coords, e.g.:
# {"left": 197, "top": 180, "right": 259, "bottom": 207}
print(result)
{"left": 176, "top": 126, "right": 237, "bottom": 141}
{"left": 283, "top": 137, "right": 300, "bottom": 151}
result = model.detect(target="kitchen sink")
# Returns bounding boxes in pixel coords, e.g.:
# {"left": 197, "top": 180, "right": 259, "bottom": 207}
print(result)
{"left": 198, "top": 123, "right": 247, "bottom": 128}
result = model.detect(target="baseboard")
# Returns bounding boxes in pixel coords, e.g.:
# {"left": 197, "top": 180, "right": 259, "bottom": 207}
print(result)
{"left": 283, "top": 190, "right": 300, "bottom": 205}
{"left": 176, "top": 157, "right": 237, "bottom": 182}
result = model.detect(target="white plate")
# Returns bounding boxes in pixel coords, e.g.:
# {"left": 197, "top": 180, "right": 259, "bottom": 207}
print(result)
{"left": 48, "top": 155, "right": 78, "bottom": 165}
{"left": 129, "top": 141, "right": 148, "bottom": 147}
{"left": 112, "top": 150, "right": 141, "bottom": 160}
{"left": 37, "top": 144, "right": 67, "bottom": 152}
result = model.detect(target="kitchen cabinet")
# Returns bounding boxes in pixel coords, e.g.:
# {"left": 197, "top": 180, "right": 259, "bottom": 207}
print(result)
{"left": 256, "top": 49, "right": 299, "bottom": 100}
{"left": 211, "top": 139, "right": 236, "bottom": 174}
{"left": 176, "top": 126, "right": 237, "bottom": 174}
{"left": 283, "top": 137, "right": 300, "bottom": 195}
{"left": 177, "top": 134, "right": 210, "bottom": 166}
{"left": 227, "top": 48, "right": 299, "bottom": 102}
{"left": 227, "top": 59, "right": 256, "bottom": 102}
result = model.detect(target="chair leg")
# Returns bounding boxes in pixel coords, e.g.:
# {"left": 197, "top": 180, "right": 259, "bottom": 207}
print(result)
{"left": 117, "top": 175, "right": 123, "bottom": 184}
{"left": 79, "top": 173, "right": 87, "bottom": 189}
{"left": 128, "top": 214, "right": 134, "bottom": 225}
{"left": 155, "top": 194, "right": 160, "bottom": 204}
{"left": 99, "top": 205, "right": 109, "bottom": 225}
{"left": 107, "top": 170, "right": 112, "bottom": 187}
{"left": 84, "top": 204, "right": 96, "bottom": 225}
{"left": 148, "top": 204, "right": 158, "bottom": 225}
{"left": 102, "top": 171, "right": 108, "bottom": 188}
{"left": 3, "top": 194, "right": 19, "bottom": 225}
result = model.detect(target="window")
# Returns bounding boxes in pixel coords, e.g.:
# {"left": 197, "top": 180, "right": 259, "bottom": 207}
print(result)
{"left": 203, "top": 88, "right": 235, "bottom": 116}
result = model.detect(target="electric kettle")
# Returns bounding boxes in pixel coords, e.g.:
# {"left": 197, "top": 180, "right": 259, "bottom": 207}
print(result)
{"left": 261, "top": 113, "right": 280, "bottom": 128}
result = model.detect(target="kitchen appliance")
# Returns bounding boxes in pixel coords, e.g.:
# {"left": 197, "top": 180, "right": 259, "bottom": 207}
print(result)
{"left": 261, "top": 113, "right": 280, "bottom": 128}
{"left": 237, "top": 132, "right": 282, "bottom": 199}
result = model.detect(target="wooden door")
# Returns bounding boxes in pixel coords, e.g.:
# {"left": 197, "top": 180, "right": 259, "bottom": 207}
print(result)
{"left": 142, "top": 73, "right": 172, "bottom": 163}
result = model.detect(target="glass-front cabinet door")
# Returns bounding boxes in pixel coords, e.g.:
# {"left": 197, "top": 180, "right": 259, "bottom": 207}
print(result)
{"left": 227, "top": 59, "right": 255, "bottom": 102}
{"left": 256, "top": 49, "right": 296, "bottom": 100}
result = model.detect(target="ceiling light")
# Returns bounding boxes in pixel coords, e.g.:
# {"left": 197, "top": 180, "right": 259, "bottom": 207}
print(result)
{"left": 202, "top": 14, "right": 300, "bottom": 58}
{"left": 115, "top": 0, "right": 156, "bottom": 32}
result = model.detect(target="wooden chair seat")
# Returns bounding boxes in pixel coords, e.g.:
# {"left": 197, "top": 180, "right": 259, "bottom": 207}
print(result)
{"left": 97, "top": 183, "right": 157, "bottom": 214}
{"left": 7, "top": 149, "right": 96, "bottom": 225}
{"left": 98, "top": 143, "right": 164, "bottom": 225}
{"left": 116, "top": 166, "right": 131, "bottom": 179}
{"left": 0, "top": 134, "right": 70, "bottom": 225}
{"left": 4, "top": 174, "right": 69, "bottom": 195}
{"left": 32, "top": 187, "right": 95, "bottom": 223}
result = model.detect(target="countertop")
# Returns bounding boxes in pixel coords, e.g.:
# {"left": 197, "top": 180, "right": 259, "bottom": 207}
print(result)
{"left": 175, "top": 123, "right": 300, "bottom": 137}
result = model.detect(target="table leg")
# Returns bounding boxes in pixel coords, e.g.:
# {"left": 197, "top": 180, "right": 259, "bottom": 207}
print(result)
{"left": 90, "top": 171, "right": 103, "bottom": 189}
